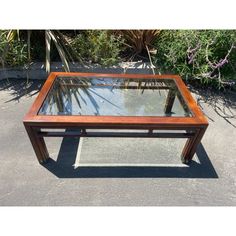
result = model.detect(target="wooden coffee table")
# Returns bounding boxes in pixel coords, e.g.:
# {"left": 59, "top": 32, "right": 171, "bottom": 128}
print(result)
{"left": 23, "top": 72, "right": 208, "bottom": 164}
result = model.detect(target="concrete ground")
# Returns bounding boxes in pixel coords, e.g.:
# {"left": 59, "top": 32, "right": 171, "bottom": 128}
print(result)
{"left": 0, "top": 75, "right": 236, "bottom": 206}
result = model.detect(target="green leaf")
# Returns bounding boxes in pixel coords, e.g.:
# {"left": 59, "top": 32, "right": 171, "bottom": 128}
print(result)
{"left": 45, "top": 30, "right": 51, "bottom": 74}
{"left": 48, "top": 30, "right": 70, "bottom": 72}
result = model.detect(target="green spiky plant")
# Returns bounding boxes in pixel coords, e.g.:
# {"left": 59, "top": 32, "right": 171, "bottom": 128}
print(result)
{"left": 117, "top": 30, "right": 161, "bottom": 74}
{"left": 119, "top": 30, "right": 161, "bottom": 56}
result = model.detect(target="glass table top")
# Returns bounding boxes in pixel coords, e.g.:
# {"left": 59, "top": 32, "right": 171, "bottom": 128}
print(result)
{"left": 38, "top": 76, "right": 192, "bottom": 117}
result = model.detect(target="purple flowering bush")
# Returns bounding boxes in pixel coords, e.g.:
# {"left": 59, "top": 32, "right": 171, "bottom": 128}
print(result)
{"left": 153, "top": 30, "right": 236, "bottom": 88}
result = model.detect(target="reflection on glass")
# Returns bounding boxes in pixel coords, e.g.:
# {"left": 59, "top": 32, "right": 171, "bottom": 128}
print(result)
{"left": 38, "top": 76, "right": 192, "bottom": 117}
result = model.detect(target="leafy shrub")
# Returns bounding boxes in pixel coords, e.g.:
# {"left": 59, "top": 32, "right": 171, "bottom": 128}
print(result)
{"left": 153, "top": 30, "right": 236, "bottom": 88}
{"left": 71, "top": 30, "right": 124, "bottom": 66}
{"left": 0, "top": 30, "right": 28, "bottom": 67}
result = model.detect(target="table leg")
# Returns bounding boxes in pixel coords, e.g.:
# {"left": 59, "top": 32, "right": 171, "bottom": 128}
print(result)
{"left": 24, "top": 125, "right": 49, "bottom": 164}
{"left": 181, "top": 127, "right": 207, "bottom": 164}
{"left": 164, "top": 89, "right": 176, "bottom": 114}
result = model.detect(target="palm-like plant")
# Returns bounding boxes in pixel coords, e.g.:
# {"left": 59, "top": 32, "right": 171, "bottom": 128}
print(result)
{"left": 119, "top": 30, "right": 161, "bottom": 56}
{"left": 45, "top": 30, "right": 71, "bottom": 73}
{"left": 118, "top": 30, "right": 161, "bottom": 74}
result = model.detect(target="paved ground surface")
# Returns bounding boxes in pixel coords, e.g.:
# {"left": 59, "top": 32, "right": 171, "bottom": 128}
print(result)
{"left": 0, "top": 76, "right": 236, "bottom": 206}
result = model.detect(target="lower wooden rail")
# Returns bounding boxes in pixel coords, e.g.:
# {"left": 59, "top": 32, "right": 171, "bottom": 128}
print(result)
{"left": 38, "top": 130, "right": 195, "bottom": 138}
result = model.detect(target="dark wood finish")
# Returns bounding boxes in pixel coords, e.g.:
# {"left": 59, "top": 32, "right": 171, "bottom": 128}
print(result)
{"left": 24, "top": 125, "right": 49, "bottom": 163}
{"left": 38, "top": 130, "right": 195, "bottom": 138}
{"left": 181, "top": 126, "right": 207, "bottom": 163}
{"left": 164, "top": 89, "right": 176, "bottom": 114}
{"left": 23, "top": 72, "right": 208, "bottom": 165}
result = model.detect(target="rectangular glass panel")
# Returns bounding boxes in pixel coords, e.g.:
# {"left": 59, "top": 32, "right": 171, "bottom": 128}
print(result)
{"left": 38, "top": 76, "right": 192, "bottom": 117}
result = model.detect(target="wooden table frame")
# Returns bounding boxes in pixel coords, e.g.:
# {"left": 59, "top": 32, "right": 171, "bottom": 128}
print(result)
{"left": 23, "top": 72, "right": 208, "bottom": 165}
